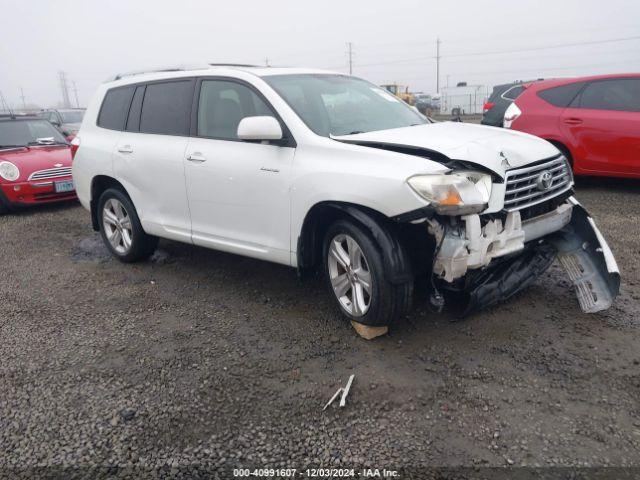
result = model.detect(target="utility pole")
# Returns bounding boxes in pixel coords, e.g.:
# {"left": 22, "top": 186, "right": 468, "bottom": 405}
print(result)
{"left": 20, "top": 88, "right": 27, "bottom": 110}
{"left": 71, "top": 81, "right": 80, "bottom": 108}
{"left": 0, "top": 90, "right": 8, "bottom": 114}
{"left": 347, "top": 42, "right": 354, "bottom": 75}
{"left": 58, "top": 71, "right": 71, "bottom": 108}
{"left": 265, "top": 57, "right": 270, "bottom": 67}
{"left": 436, "top": 37, "right": 441, "bottom": 94}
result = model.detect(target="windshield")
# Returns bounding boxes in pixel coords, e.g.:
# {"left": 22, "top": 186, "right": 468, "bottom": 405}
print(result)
{"left": 59, "top": 110, "right": 85, "bottom": 124}
{"left": 264, "top": 74, "right": 427, "bottom": 137}
{"left": 0, "top": 119, "right": 68, "bottom": 147}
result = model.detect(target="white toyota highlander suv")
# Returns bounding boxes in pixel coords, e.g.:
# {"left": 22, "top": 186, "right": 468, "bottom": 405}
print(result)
{"left": 72, "top": 65, "right": 620, "bottom": 338}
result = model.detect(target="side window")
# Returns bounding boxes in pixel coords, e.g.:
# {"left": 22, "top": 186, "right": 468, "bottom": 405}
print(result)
{"left": 537, "top": 82, "right": 585, "bottom": 108}
{"left": 139, "top": 81, "right": 193, "bottom": 135}
{"left": 577, "top": 79, "right": 640, "bottom": 112}
{"left": 97, "top": 86, "right": 135, "bottom": 130}
{"left": 197, "top": 80, "right": 275, "bottom": 140}
{"left": 502, "top": 85, "right": 524, "bottom": 101}
{"left": 125, "top": 86, "right": 145, "bottom": 132}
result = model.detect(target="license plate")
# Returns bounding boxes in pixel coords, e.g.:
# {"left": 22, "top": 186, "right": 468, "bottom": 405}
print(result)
{"left": 54, "top": 180, "right": 75, "bottom": 193}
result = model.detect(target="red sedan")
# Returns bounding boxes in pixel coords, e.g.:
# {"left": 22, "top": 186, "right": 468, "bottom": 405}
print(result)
{"left": 0, "top": 115, "right": 76, "bottom": 213}
{"left": 503, "top": 73, "right": 640, "bottom": 179}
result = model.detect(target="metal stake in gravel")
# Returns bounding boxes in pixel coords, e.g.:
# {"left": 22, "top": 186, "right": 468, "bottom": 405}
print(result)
{"left": 323, "top": 374, "right": 355, "bottom": 411}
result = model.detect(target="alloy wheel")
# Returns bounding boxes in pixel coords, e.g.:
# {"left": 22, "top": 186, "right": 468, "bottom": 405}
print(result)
{"left": 102, "top": 198, "right": 133, "bottom": 254}
{"left": 327, "top": 234, "right": 372, "bottom": 316}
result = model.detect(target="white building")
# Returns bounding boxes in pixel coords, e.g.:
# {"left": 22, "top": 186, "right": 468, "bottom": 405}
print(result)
{"left": 440, "top": 83, "right": 489, "bottom": 115}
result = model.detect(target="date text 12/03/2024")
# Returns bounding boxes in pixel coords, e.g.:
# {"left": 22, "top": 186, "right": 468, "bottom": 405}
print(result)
{"left": 233, "top": 468, "right": 399, "bottom": 477}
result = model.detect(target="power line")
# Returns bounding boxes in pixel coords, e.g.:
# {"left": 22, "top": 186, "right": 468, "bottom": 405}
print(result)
{"left": 398, "top": 57, "right": 639, "bottom": 84}
{"left": 445, "top": 35, "right": 640, "bottom": 58}
{"left": 352, "top": 35, "right": 640, "bottom": 69}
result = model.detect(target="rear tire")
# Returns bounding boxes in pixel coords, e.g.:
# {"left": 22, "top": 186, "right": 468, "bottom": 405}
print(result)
{"left": 97, "top": 188, "right": 158, "bottom": 262}
{"left": 323, "top": 219, "right": 412, "bottom": 329}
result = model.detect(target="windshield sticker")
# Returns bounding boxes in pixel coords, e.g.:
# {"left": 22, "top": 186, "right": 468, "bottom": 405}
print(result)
{"left": 371, "top": 88, "right": 400, "bottom": 102}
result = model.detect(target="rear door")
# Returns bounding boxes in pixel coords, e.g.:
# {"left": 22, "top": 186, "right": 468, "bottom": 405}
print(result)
{"left": 560, "top": 78, "right": 640, "bottom": 175}
{"left": 112, "top": 79, "right": 195, "bottom": 242}
{"left": 184, "top": 78, "right": 295, "bottom": 265}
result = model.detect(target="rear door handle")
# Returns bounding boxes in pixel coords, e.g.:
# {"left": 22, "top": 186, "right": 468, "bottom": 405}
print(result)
{"left": 563, "top": 118, "right": 583, "bottom": 125}
{"left": 187, "top": 152, "right": 207, "bottom": 163}
{"left": 117, "top": 145, "right": 133, "bottom": 153}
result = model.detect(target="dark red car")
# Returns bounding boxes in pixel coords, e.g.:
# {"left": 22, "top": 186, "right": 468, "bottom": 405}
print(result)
{"left": 504, "top": 73, "right": 640, "bottom": 178}
{"left": 0, "top": 115, "right": 76, "bottom": 214}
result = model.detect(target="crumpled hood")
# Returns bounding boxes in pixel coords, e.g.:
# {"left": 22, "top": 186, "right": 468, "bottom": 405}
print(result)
{"left": 334, "top": 122, "right": 560, "bottom": 178}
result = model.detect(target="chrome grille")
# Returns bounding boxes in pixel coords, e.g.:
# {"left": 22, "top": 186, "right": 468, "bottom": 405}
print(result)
{"left": 504, "top": 156, "right": 572, "bottom": 212}
{"left": 28, "top": 167, "right": 72, "bottom": 181}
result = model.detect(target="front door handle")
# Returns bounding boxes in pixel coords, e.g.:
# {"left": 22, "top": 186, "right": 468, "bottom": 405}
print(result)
{"left": 187, "top": 152, "right": 207, "bottom": 163}
{"left": 117, "top": 145, "right": 133, "bottom": 154}
{"left": 563, "top": 118, "right": 583, "bottom": 125}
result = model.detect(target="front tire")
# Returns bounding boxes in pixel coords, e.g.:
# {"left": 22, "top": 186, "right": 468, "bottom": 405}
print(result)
{"left": 97, "top": 188, "right": 158, "bottom": 262}
{"left": 323, "top": 219, "right": 412, "bottom": 329}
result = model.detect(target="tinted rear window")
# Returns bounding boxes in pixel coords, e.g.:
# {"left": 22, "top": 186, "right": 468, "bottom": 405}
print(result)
{"left": 502, "top": 85, "right": 524, "bottom": 100}
{"left": 537, "top": 82, "right": 584, "bottom": 107}
{"left": 139, "top": 81, "right": 193, "bottom": 135}
{"left": 97, "top": 87, "right": 135, "bottom": 130}
{"left": 577, "top": 79, "right": 640, "bottom": 112}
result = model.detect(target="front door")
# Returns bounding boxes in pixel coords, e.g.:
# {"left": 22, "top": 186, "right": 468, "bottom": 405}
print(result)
{"left": 184, "top": 78, "right": 295, "bottom": 265}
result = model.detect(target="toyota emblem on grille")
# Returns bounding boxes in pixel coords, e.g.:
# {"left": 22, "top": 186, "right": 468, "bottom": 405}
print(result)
{"left": 536, "top": 170, "right": 554, "bottom": 191}
{"left": 54, "top": 163, "right": 63, "bottom": 168}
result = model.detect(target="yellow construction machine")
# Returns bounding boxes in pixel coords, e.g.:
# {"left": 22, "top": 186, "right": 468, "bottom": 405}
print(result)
{"left": 381, "top": 84, "right": 415, "bottom": 105}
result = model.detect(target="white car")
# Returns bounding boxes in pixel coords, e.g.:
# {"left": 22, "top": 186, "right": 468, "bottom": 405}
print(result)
{"left": 72, "top": 65, "right": 620, "bottom": 339}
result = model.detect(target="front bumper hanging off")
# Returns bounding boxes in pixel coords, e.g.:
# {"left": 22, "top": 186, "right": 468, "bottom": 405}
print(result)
{"left": 548, "top": 198, "right": 620, "bottom": 313}
{"left": 446, "top": 198, "right": 620, "bottom": 315}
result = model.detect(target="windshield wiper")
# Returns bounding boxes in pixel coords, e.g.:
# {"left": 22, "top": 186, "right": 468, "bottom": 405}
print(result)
{"left": 348, "top": 130, "right": 364, "bottom": 135}
{"left": 0, "top": 144, "right": 27, "bottom": 149}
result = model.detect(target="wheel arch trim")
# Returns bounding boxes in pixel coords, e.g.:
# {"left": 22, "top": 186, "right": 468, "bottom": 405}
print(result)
{"left": 89, "top": 175, "right": 129, "bottom": 231}
{"left": 296, "top": 201, "right": 413, "bottom": 284}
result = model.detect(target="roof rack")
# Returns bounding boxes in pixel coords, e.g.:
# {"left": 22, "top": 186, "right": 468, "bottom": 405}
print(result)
{"left": 108, "top": 64, "right": 211, "bottom": 82}
{"left": 208, "top": 63, "right": 260, "bottom": 68}
{"left": 108, "top": 63, "right": 261, "bottom": 82}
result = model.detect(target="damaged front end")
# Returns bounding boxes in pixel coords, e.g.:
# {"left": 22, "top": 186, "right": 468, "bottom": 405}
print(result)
{"left": 427, "top": 198, "right": 620, "bottom": 315}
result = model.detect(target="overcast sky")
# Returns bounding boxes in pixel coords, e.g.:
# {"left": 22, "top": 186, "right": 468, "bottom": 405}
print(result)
{"left": 1, "top": 0, "right": 638, "bottom": 109}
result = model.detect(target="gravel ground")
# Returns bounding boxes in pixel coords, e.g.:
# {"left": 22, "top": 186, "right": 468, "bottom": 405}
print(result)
{"left": 1, "top": 177, "right": 639, "bottom": 479}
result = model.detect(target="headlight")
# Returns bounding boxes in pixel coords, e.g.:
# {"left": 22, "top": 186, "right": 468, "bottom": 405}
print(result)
{"left": 0, "top": 161, "right": 20, "bottom": 181}
{"left": 407, "top": 170, "right": 492, "bottom": 215}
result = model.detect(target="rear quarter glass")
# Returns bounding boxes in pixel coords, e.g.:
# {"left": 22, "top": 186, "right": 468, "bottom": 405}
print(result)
{"left": 537, "top": 82, "right": 585, "bottom": 108}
